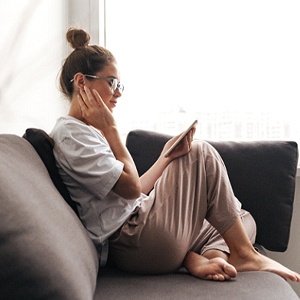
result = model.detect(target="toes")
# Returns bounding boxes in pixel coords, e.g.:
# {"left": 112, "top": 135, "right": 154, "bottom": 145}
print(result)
{"left": 223, "top": 263, "right": 237, "bottom": 278}
{"left": 212, "top": 274, "right": 220, "bottom": 281}
{"left": 186, "top": 254, "right": 237, "bottom": 281}
{"left": 213, "top": 274, "right": 226, "bottom": 281}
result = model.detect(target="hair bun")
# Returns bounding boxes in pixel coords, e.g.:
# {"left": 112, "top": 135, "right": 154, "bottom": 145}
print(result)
{"left": 66, "top": 28, "right": 90, "bottom": 49}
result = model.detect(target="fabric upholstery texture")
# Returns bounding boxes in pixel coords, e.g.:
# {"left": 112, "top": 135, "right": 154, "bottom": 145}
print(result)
{"left": 0, "top": 131, "right": 299, "bottom": 299}
{"left": 126, "top": 130, "right": 298, "bottom": 252}
{"left": 208, "top": 140, "right": 298, "bottom": 252}
{"left": 96, "top": 268, "right": 298, "bottom": 300}
{"left": 0, "top": 135, "right": 99, "bottom": 300}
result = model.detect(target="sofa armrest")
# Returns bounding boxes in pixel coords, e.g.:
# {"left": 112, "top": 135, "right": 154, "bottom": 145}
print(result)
{"left": 0, "top": 134, "right": 99, "bottom": 300}
{"left": 126, "top": 130, "right": 298, "bottom": 252}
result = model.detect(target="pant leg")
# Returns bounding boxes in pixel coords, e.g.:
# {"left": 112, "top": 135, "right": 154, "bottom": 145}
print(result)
{"left": 109, "top": 141, "right": 244, "bottom": 274}
{"left": 194, "top": 209, "right": 257, "bottom": 255}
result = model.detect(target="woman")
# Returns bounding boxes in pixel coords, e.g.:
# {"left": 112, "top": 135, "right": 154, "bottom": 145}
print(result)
{"left": 51, "top": 28, "right": 300, "bottom": 282}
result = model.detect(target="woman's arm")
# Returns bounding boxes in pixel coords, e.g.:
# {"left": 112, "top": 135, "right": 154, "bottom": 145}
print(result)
{"left": 78, "top": 87, "right": 141, "bottom": 200}
{"left": 139, "top": 154, "right": 171, "bottom": 195}
{"left": 103, "top": 125, "right": 141, "bottom": 199}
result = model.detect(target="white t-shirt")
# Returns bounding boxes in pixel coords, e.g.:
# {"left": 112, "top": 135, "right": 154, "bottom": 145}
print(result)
{"left": 50, "top": 116, "right": 142, "bottom": 250}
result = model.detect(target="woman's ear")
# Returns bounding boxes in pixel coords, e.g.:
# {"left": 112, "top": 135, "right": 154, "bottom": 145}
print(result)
{"left": 73, "top": 73, "right": 85, "bottom": 89}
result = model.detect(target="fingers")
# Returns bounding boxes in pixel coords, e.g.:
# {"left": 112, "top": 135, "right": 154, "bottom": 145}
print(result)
{"left": 182, "top": 128, "right": 196, "bottom": 154}
{"left": 186, "top": 128, "right": 195, "bottom": 146}
{"left": 91, "top": 89, "right": 103, "bottom": 106}
{"left": 77, "top": 87, "right": 98, "bottom": 123}
{"left": 77, "top": 94, "right": 86, "bottom": 110}
{"left": 78, "top": 86, "right": 104, "bottom": 108}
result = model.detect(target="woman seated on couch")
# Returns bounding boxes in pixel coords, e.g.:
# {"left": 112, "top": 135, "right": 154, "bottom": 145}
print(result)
{"left": 50, "top": 28, "right": 300, "bottom": 282}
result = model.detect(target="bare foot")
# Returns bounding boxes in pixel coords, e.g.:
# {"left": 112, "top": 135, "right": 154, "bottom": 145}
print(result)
{"left": 229, "top": 248, "right": 300, "bottom": 282}
{"left": 184, "top": 251, "right": 237, "bottom": 281}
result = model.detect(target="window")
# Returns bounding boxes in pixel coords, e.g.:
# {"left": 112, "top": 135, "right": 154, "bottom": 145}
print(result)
{"left": 104, "top": 0, "right": 300, "bottom": 144}
{"left": 0, "top": 0, "right": 67, "bottom": 135}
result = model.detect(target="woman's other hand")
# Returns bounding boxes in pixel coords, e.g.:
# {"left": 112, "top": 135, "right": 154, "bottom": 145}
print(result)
{"left": 77, "top": 86, "right": 116, "bottom": 134}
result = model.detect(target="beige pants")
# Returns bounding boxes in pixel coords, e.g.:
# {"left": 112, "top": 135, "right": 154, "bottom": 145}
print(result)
{"left": 109, "top": 141, "right": 256, "bottom": 274}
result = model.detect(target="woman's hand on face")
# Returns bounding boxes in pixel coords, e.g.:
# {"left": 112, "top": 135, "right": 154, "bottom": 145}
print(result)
{"left": 77, "top": 86, "right": 116, "bottom": 132}
{"left": 163, "top": 128, "right": 196, "bottom": 160}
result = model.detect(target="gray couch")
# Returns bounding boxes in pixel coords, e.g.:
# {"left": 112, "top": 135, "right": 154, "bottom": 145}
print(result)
{"left": 0, "top": 128, "right": 299, "bottom": 299}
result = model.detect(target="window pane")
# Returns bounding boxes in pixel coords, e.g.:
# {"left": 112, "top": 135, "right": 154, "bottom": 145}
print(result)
{"left": 105, "top": 0, "right": 300, "bottom": 143}
{"left": 0, "top": 0, "right": 67, "bottom": 135}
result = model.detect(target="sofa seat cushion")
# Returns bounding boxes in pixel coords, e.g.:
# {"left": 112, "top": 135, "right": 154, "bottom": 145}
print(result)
{"left": 95, "top": 267, "right": 299, "bottom": 300}
{"left": 0, "top": 134, "right": 99, "bottom": 300}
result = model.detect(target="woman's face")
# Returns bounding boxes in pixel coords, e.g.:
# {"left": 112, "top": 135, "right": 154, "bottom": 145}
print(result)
{"left": 83, "top": 62, "right": 123, "bottom": 112}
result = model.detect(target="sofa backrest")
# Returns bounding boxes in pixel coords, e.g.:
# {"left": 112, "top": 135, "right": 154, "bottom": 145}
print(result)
{"left": 126, "top": 129, "right": 299, "bottom": 252}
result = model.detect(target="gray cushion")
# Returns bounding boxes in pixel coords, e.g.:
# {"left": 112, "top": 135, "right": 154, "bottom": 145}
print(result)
{"left": 0, "top": 134, "right": 99, "bottom": 300}
{"left": 207, "top": 140, "right": 298, "bottom": 252}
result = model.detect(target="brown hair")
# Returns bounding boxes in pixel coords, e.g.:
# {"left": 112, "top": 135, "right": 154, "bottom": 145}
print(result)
{"left": 59, "top": 28, "right": 116, "bottom": 99}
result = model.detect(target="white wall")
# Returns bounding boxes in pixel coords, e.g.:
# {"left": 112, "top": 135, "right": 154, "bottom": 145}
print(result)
{"left": 0, "top": 0, "right": 69, "bottom": 136}
{"left": 265, "top": 175, "right": 300, "bottom": 296}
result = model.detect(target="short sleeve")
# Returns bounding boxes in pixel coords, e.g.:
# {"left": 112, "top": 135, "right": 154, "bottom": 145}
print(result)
{"left": 55, "top": 120, "right": 124, "bottom": 200}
